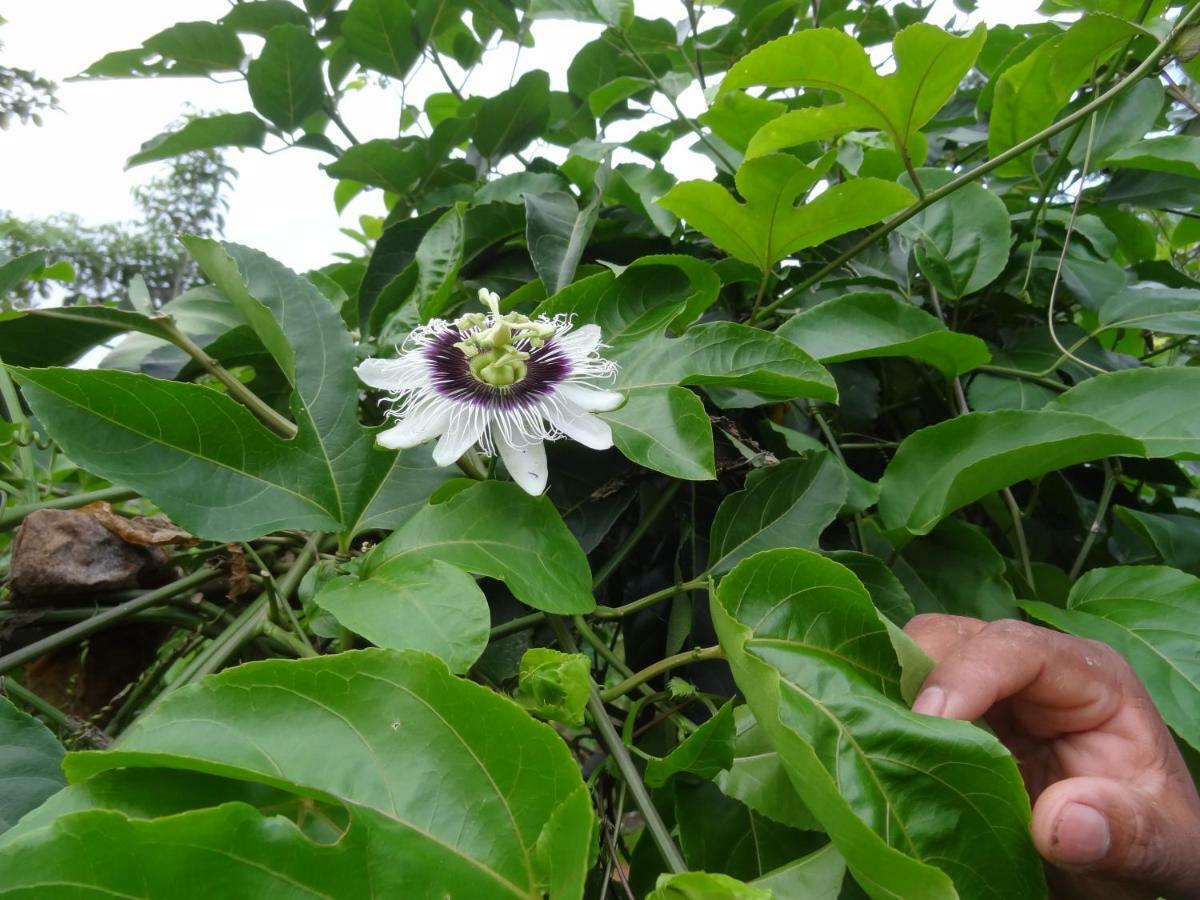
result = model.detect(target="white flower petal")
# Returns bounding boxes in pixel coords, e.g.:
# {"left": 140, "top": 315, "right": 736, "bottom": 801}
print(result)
{"left": 355, "top": 357, "right": 413, "bottom": 391}
{"left": 432, "top": 412, "right": 487, "bottom": 466}
{"left": 556, "top": 323, "right": 603, "bottom": 356}
{"left": 375, "top": 404, "right": 451, "bottom": 449}
{"left": 557, "top": 383, "right": 624, "bottom": 413}
{"left": 548, "top": 406, "right": 613, "bottom": 451}
{"left": 497, "top": 434, "right": 548, "bottom": 495}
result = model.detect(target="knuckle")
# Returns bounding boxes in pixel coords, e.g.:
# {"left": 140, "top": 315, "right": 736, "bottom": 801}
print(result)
{"left": 981, "top": 618, "right": 1037, "bottom": 646}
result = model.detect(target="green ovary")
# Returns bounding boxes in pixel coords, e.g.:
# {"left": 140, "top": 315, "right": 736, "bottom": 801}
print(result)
{"left": 469, "top": 348, "right": 528, "bottom": 387}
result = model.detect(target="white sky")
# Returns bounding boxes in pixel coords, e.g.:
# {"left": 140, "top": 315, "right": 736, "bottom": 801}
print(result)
{"left": 1, "top": 0, "right": 1042, "bottom": 273}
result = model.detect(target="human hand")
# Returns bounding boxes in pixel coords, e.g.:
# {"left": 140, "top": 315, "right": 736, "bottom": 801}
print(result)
{"left": 905, "top": 614, "right": 1200, "bottom": 900}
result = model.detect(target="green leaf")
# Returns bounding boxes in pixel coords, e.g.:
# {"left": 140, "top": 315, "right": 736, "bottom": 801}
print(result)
{"left": 890, "top": 519, "right": 1018, "bottom": 620}
{"left": 45, "top": 650, "right": 596, "bottom": 898}
{"left": 719, "top": 24, "right": 986, "bottom": 159}
{"left": 674, "top": 780, "right": 817, "bottom": 884}
{"left": 2, "top": 768, "right": 309, "bottom": 845}
{"left": 648, "top": 871, "right": 772, "bottom": 900}
{"left": 526, "top": 182, "right": 607, "bottom": 295}
{"left": 824, "top": 551, "right": 916, "bottom": 626}
{"left": 474, "top": 70, "right": 551, "bottom": 161}
{"left": 712, "top": 549, "right": 1046, "bottom": 900}
{"left": 612, "top": 322, "right": 838, "bottom": 403}
{"left": 0, "top": 251, "right": 47, "bottom": 297}
{"left": 878, "top": 410, "right": 1144, "bottom": 534}
{"left": 313, "top": 557, "right": 488, "bottom": 672}
{"left": 698, "top": 92, "right": 786, "bottom": 156}
{"left": 967, "top": 374, "right": 1059, "bottom": 411}
{"left": 414, "top": 203, "right": 466, "bottom": 319}
{"left": 602, "top": 386, "right": 715, "bottom": 481}
{"left": 1048, "top": 367, "right": 1200, "bottom": 459}
{"left": 989, "top": 15, "right": 1137, "bottom": 176}
{"left": 587, "top": 75, "right": 654, "bottom": 117}
{"left": 368, "top": 480, "right": 595, "bottom": 614}
{"left": 644, "top": 701, "right": 737, "bottom": 788}
{"left": 342, "top": 0, "right": 424, "bottom": 78}
{"left": 0, "top": 803, "right": 474, "bottom": 895}
{"left": 144, "top": 21, "right": 246, "bottom": 71}
{"left": 658, "top": 154, "right": 913, "bottom": 272}
{"left": 221, "top": 1, "right": 312, "bottom": 34}
{"left": 246, "top": 24, "right": 326, "bottom": 131}
{"left": 1023, "top": 565, "right": 1200, "bottom": 752}
{"left": 1106, "top": 135, "right": 1200, "bottom": 179}
{"left": 708, "top": 455, "right": 848, "bottom": 575}
{"left": 528, "top": 0, "right": 633, "bottom": 29}
{"left": 19, "top": 242, "right": 443, "bottom": 540}
{"left": 514, "top": 648, "right": 591, "bottom": 727}
{"left": 1069, "top": 77, "right": 1164, "bottom": 166}
{"left": 1114, "top": 507, "right": 1200, "bottom": 576}
{"left": 127, "top": 112, "right": 269, "bottom": 167}
{"left": 537, "top": 255, "right": 720, "bottom": 339}
{"left": 752, "top": 845, "right": 846, "bottom": 899}
{"left": 1098, "top": 286, "right": 1200, "bottom": 335}
{"left": 324, "top": 121, "right": 471, "bottom": 195}
{"left": 897, "top": 168, "right": 1012, "bottom": 299}
{"left": 714, "top": 707, "right": 819, "bottom": 831}
{"left": 0, "top": 696, "right": 65, "bottom": 835}
{"left": 777, "top": 292, "right": 991, "bottom": 378}
{"left": 13, "top": 366, "right": 341, "bottom": 540}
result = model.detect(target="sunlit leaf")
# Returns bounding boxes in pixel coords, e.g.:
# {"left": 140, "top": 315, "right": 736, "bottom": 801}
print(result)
{"left": 719, "top": 24, "right": 985, "bottom": 159}
{"left": 658, "top": 154, "right": 913, "bottom": 272}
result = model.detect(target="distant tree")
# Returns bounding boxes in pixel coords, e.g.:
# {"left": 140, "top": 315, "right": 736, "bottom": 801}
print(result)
{"left": 0, "top": 122, "right": 236, "bottom": 306}
{"left": 0, "top": 15, "right": 57, "bottom": 129}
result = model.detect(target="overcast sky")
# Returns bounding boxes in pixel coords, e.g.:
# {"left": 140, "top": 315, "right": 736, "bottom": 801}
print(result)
{"left": 2, "top": 0, "right": 1044, "bottom": 273}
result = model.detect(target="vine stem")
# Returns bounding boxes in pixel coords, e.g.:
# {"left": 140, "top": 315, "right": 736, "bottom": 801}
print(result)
{"left": 548, "top": 617, "right": 688, "bottom": 875}
{"left": 0, "top": 485, "right": 139, "bottom": 529}
{"left": 754, "top": 1, "right": 1200, "bottom": 321}
{"left": 158, "top": 320, "right": 298, "bottom": 439}
{"left": 152, "top": 541, "right": 319, "bottom": 705}
{"left": 592, "top": 578, "right": 709, "bottom": 620}
{"left": 0, "top": 567, "right": 217, "bottom": 676}
{"left": 489, "top": 577, "right": 709, "bottom": 636}
{"left": 1003, "top": 487, "right": 1035, "bottom": 589}
{"left": 599, "top": 645, "right": 724, "bottom": 703}
{"left": 1070, "top": 460, "right": 1119, "bottom": 581}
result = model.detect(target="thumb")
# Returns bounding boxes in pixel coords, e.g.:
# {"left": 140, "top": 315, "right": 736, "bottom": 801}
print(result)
{"left": 1032, "top": 776, "right": 1200, "bottom": 895}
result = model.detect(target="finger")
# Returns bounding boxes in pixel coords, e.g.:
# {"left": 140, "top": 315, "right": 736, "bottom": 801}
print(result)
{"left": 909, "top": 618, "right": 1127, "bottom": 729}
{"left": 1032, "top": 776, "right": 1200, "bottom": 896}
{"left": 904, "top": 613, "right": 986, "bottom": 664}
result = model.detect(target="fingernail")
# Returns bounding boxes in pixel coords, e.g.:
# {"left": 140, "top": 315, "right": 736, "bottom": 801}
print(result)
{"left": 912, "top": 686, "right": 946, "bottom": 717}
{"left": 1054, "top": 803, "right": 1110, "bottom": 865}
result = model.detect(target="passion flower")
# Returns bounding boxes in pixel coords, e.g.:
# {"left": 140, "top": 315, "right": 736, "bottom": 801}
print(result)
{"left": 356, "top": 289, "right": 622, "bottom": 495}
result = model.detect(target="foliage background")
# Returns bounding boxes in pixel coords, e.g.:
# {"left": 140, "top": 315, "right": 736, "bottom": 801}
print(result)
{"left": 1, "top": 0, "right": 1200, "bottom": 897}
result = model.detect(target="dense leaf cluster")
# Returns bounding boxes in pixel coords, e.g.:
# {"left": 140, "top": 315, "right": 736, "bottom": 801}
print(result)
{"left": 2, "top": 0, "right": 1200, "bottom": 897}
